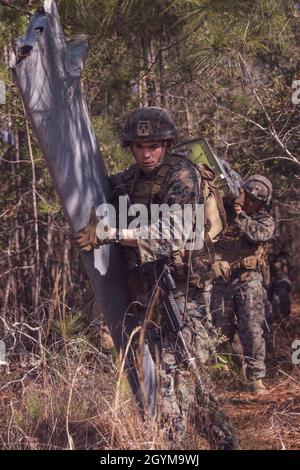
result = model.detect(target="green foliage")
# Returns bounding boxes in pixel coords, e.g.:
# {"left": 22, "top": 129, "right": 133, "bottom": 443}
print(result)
{"left": 52, "top": 312, "right": 85, "bottom": 341}
{"left": 0, "top": 65, "right": 9, "bottom": 82}
{"left": 178, "top": 0, "right": 294, "bottom": 76}
{"left": 0, "top": 0, "right": 299, "bottom": 334}
{"left": 37, "top": 197, "right": 60, "bottom": 216}
{"left": 0, "top": 4, "right": 30, "bottom": 44}
{"left": 92, "top": 116, "right": 131, "bottom": 173}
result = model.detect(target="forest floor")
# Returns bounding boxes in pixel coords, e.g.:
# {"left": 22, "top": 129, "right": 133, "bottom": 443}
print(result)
{"left": 0, "top": 300, "right": 299, "bottom": 450}
{"left": 217, "top": 300, "right": 300, "bottom": 450}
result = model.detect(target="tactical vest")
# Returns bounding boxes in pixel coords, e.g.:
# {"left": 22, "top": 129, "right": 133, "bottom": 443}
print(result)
{"left": 215, "top": 225, "right": 270, "bottom": 285}
{"left": 117, "top": 154, "right": 227, "bottom": 236}
{"left": 111, "top": 154, "right": 227, "bottom": 285}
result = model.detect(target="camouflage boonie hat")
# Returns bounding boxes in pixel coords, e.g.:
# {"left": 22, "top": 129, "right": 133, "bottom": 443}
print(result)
{"left": 122, "top": 106, "right": 178, "bottom": 147}
{"left": 244, "top": 175, "right": 272, "bottom": 205}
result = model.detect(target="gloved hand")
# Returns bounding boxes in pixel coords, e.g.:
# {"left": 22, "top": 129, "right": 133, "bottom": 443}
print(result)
{"left": 95, "top": 212, "right": 116, "bottom": 244}
{"left": 233, "top": 189, "right": 245, "bottom": 215}
{"left": 72, "top": 208, "right": 115, "bottom": 252}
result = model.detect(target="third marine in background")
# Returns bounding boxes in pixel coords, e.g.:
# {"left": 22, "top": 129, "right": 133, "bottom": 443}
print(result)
{"left": 211, "top": 175, "right": 275, "bottom": 394}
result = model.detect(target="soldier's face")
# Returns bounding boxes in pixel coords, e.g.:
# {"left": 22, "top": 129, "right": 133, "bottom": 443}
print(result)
{"left": 244, "top": 193, "right": 263, "bottom": 214}
{"left": 131, "top": 140, "right": 167, "bottom": 174}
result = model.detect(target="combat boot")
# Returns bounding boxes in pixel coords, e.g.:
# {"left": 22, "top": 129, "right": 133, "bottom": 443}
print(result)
{"left": 248, "top": 379, "right": 267, "bottom": 395}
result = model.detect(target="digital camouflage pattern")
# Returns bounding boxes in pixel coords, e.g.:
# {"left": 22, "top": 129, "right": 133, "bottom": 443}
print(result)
{"left": 122, "top": 107, "right": 178, "bottom": 147}
{"left": 212, "top": 273, "right": 266, "bottom": 379}
{"left": 234, "top": 209, "right": 275, "bottom": 244}
{"left": 110, "top": 153, "right": 236, "bottom": 449}
{"left": 145, "top": 281, "right": 235, "bottom": 449}
{"left": 212, "top": 207, "right": 275, "bottom": 381}
{"left": 111, "top": 154, "right": 201, "bottom": 264}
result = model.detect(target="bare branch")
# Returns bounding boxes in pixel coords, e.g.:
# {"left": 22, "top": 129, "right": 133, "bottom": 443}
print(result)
{"left": 238, "top": 54, "right": 300, "bottom": 166}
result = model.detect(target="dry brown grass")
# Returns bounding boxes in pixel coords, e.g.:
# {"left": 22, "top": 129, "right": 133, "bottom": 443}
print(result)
{"left": 0, "top": 301, "right": 299, "bottom": 450}
{"left": 0, "top": 333, "right": 157, "bottom": 450}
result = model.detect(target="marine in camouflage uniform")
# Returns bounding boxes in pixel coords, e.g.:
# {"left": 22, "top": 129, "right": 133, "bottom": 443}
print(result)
{"left": 73, "top": 107, "right": 236, "bottom": 449}
{"left": 211, "top": 175, "right": 275, "bottom": 393}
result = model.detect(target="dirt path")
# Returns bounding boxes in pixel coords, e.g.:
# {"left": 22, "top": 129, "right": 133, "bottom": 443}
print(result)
{"left": 218, "top": 302, "right": 300, "bottom": 450}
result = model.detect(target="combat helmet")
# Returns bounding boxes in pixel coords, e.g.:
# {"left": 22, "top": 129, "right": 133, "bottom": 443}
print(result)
{"left": 244, "top": 175, "right": 272, "bottom": 205}
{"left": 122, "top": 106, "right": 178, "bottom": 147}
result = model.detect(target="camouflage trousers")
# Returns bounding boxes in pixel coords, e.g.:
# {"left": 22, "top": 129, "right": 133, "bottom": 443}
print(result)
{"left": 146, "top": 282, "right": 235, "bottom": 449}
{"left": 211, "top": 271, "right": 266, "bottom": 380}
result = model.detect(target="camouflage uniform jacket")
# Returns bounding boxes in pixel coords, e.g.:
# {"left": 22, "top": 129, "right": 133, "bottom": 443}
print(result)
{"left": 233, "top": 208, "right": 275, "bottom": 244}
{"left": 110, "top": 153, "right": 204, "bottom": 271}
{"left": 214, "top": 207, "right": 275, "bottom": 280}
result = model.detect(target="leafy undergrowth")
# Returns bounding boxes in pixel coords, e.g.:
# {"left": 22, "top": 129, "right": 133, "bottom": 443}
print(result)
{"left": 0, "top": 303, "right": 299, "bottom": 450}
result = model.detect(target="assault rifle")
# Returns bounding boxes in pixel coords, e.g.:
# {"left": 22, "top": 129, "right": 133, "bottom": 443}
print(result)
{"left": 144, "top": 260, "right": 199, "bottom": 369}
{"left": 158, "top": 264, "right": 196, "bottom": 368}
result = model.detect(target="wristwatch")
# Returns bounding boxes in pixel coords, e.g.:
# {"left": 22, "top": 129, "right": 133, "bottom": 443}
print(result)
{"left": 115, "top": 229, "right": 122, "bottom": 246}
